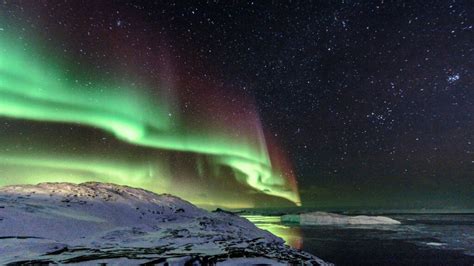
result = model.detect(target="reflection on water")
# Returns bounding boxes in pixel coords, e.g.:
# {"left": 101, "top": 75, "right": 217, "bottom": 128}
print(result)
{"left": 242, "top": 215, "right": 302, "bottom": 249}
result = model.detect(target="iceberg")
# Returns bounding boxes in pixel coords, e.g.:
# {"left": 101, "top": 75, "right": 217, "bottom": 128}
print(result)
{"left": 282, "top": 211, "right": 401, "bottom": 225}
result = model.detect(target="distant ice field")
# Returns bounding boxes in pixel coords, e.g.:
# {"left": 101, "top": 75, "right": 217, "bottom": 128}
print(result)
{"left": 244, "top": 213, "right": 474, "bottom": 265}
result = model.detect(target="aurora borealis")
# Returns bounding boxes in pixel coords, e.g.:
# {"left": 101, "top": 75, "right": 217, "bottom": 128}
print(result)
{"left": 0, "top": 8, "right": 300, "bottom": 208}
{"left": 1, "top": 1, "right": 473, "bottom": 210}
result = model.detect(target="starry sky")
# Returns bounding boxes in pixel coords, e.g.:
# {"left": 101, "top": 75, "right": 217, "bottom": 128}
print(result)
{"left": 0, "top": 1, "right": 472, "bottom": 210}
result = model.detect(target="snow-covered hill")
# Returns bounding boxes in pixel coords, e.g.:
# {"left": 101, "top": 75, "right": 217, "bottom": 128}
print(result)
{"left": 282, "top": 211, "right": 401, "bottom": 225}
{"left": 0, "top": 182, "right": 329, "bottom": 265}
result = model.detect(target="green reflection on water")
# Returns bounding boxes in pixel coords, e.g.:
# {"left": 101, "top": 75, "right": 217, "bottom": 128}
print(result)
{"left": 242, "top": 215, "right": 303, "bottom": 249}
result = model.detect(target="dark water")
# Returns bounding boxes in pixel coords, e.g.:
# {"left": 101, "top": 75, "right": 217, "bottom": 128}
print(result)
{"left": 244, "top": 214, "right": 474, "bottom": 265}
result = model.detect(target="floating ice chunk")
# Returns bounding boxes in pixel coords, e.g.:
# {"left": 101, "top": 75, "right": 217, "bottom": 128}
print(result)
{"left": 282, "top": 211, "right": 400, "bottom": 225}
{"left": 426, "top": 242, "right": 446, "bottom": 247}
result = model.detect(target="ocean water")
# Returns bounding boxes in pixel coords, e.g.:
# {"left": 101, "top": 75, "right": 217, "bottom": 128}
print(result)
{"left": 243, "top": 214, "right": 474, "bottom": 265}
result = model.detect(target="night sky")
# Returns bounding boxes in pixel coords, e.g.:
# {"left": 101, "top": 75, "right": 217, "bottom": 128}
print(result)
{"left": 0, "top": 1, "right": 473, "bottom": 210}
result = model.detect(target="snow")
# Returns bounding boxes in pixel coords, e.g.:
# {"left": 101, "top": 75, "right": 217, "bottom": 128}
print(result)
{"left": 217, "top": 257, "right": 286, "bottom": 265}
{"left": 0, "top": 182, "right": 329, "bottom": 264}
{"left": 282, "top": 211, "right": 401, "bottom": 225}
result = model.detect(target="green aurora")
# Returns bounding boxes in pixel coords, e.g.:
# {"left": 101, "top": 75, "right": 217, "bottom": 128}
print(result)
{"left": 0, "top": 26, "right": 300, "bottom": 207}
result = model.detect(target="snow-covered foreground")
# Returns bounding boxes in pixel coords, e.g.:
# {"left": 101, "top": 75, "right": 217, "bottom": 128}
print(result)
{"left": 0, "top": 182, "right": 329, "bottom": 265}
{"left": 282, "top": 211, "right": 401, "bottom": 225}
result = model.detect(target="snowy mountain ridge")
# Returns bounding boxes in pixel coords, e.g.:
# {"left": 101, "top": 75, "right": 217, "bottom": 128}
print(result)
{"left": 0, "top": 182, "right": 329, "bottom": 265}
